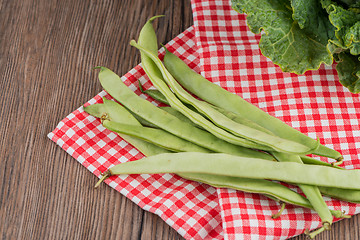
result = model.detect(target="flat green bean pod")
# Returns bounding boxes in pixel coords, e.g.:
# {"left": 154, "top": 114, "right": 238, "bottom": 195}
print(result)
{"left": 131, "top": 113, "right": 159, "bottom": 128}
{"left": 183, "top": 173, "right": 349, "bottom": 219}
{"left": 163, "top": 50, "right": 343, "bottom": 161}
{"left": 138, "top": 79, "right": 169, "bottom": 104}
{"left": 84, "top": 99, "right": 169, "bottom": 156}
{"left": 159, "top": 107, "right": 199, "bottom": 126}
{"left": 319, "top": 186, "right": 360, "bottom": 204}
{"left": 300, "top": 156, "right": 344, "bottom": 169}
{"left": 184, "top": 173, "right": 312, "bottom": 207}
{"left": 102, "top": 120, "right": 211, "bottom": 153}
{"left": 104, "top": 152, "right": 360, "bottom": 190}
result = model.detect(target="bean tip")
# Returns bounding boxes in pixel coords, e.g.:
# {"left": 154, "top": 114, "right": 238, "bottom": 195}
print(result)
{"left": 162, "top": 44, "right": 172, "bottom": 55}
{"left": 148, "top": 15, "right": 165, "bottom": 23}
{"left": 129, "top": 40, "right": 137, "bottom": 46}
{"left": 100, "top": 113, "right": 110, "bottom": 124}
{"left": 94, "top": 171, "right": 110, "bottom": 189}
{"left": 341, "top": 210, "right": 351, "bottom": 219}
{"left": 305, "top": 226, "right": 327, "bottom": 239}
{"left": 336, "top": 156, "right": 344, "bottom": 162}
{"left": 271, "top": 202, "right": 285, "bottom": 219}
{"left": 310, "top": 137, "right": 321, "bottom": 154}
{"left": 332, "top": 158, "right": 343, "bottom": 167}
{"left": 138, "top": 79, "right": 145, "bottom": 92}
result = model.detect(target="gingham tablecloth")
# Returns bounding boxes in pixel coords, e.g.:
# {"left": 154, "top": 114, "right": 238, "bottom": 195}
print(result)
{"left": 49, "top": 0, "right": 360, "bottom": 239}
{"left": 191, "top": 0, "right": 360, "bottom": 239}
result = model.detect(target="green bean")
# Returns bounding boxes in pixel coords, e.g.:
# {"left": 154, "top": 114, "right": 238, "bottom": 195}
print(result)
{"left": 138, "top": 79, "right": 169, "bottom": 104}
{"left": 86, "top": 99, "right": 158, "bottom": 129}
{"left": 159, "top": 107, "right": 200, "bottom": 127}
{"left": 163, "top": 50, "right": 343, "bottom": 161}
{"left": 134, "top": 17, "right": 273, "bottom": 151}
{"left": 83, "top": 103, "right": 106, "bottom": 118}
{"left": 186, "top": 174, "right": 312, "bottom": 206}
{"left": 272, "top": 152, "right": 333, "bottom": 232}
{"left": 300, "top": 156, "right": 344, "bottom": 169}
{"left": 271, "top": 202, "right": 286, "bottom": 219}
{"left": 102, "top": 120, "right": 211, "bottom": 153}
{"left": 319, "top": 186, "right": 360, "bottom": 203}
{"left": 212, "top": 104, "right": 276, "bottom": 133}
{"left": 95, "top": 120, "right": 349, "bottom": 219}
{"left": 131, "top": 113, "right": 159, "bottom": 128}
{"left": 97, "top": 67, "right": 273, "bottom": 158}
{"left": 84, "top": 98, "right": 169, "bottom": 156}
{"left": 137, "top": 85, "right": 204, "bottom": 127}
{"left": 102, "top": 152, "right": 360, "bottom": 190}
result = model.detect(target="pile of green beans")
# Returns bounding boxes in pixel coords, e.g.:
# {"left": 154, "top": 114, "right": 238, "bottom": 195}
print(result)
{"left": 84, "top": 16, "right": 360, "bottom": 238}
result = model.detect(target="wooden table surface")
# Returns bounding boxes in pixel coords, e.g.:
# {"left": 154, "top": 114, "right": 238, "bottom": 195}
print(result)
{"left": 1, "top": 0, "right": 359, "bottom": 239}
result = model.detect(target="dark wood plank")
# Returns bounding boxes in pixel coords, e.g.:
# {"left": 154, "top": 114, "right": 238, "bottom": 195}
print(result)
{"left": 0, "top": 0, "right": 359, "bottom": 239}
{"left": 0, "top": 0, "right": 190, "bottom": 239}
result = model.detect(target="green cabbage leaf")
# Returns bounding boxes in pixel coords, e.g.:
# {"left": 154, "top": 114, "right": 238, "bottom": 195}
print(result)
{"left": 335, "top": 52, "right": 360, "bottom": 93}
{"left": 231, "top": 0, "right": 360, "bottom": 93}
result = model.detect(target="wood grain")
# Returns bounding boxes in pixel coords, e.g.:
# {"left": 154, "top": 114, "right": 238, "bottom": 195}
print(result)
{"left": 0, "top": 0, "right": 358, "bottom": 239}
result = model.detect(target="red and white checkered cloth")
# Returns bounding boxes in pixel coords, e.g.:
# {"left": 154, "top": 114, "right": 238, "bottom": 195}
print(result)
{"left": 49, "top": 0, "right": 360, "bottom": 239}
{"left": 191, "top": 0, "right": 360, "bottom": 239}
